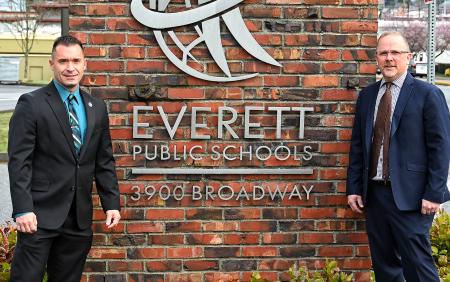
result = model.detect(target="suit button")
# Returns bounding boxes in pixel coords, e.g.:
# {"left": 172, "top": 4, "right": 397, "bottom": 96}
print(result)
{"left": 71, "top": 186, "right": 76, "bottom": 191}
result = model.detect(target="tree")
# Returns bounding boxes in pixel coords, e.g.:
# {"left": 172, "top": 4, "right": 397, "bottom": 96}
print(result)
{"left": 6, "top": 0, "right": 44, "bottom": 81}
{"left": 436, "top": 22, "right": 450, "bottom": 58}
{"left": 402, "top": 21, "right": 427, "bottom": 53}
{"left": 401, "top": 21, "right": 450, "bottom": 58}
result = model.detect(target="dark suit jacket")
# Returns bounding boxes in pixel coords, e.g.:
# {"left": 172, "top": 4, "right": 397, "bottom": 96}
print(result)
{"left": 8, "top": 81, "right": 120, "bottom": 230}
{"left": 347, "top": 73, "right": 450, "bottom": 210}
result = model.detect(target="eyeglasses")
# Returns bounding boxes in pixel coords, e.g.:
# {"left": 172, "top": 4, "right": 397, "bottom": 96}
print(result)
{"left": 377, "top": 50, "right": 410, "bottom": 58}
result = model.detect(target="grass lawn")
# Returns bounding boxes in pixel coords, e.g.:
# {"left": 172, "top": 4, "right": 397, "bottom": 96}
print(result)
{"left": 0, "top": 111, "right": 12, "bottom": 153}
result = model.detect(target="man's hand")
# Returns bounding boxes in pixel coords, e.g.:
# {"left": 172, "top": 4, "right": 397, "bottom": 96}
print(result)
{"left": 421, "top": 199, "right": 440, "bottom": 215}
{"left": 347, "top": 195, "right": 364, "bottom": 213}
{"left": 15, "top": 213, "right": 37, "bottom": 233}
{"left": 105, "top": 210, "right": 121, "bottom": 229}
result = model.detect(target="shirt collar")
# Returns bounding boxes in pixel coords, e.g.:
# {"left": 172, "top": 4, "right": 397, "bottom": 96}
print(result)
{"left": 380, "top": 71, "right": 407, "bottom": 90}
{"left": 53, "top": 79, "right": 81, "bottom": 104}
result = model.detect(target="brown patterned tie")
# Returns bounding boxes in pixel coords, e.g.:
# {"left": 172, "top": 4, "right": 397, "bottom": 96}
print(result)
{"left": 370, "top": 82, "right": 392, "bottom": 180}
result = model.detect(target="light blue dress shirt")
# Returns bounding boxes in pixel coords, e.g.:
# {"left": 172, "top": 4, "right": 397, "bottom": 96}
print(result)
{"left": 54, "top": 80, "right": 87, "bottom": 143}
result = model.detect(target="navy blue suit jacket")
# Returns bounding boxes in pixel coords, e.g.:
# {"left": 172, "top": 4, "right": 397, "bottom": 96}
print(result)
{"left": 347, "top": 73, "right": 450, "bottom": 210}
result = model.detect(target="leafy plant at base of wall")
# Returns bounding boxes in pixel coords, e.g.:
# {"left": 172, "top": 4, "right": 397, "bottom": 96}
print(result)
{"left": 430, "top": 210, "right": 450, "bottom": 280}
{"left": 0, "top": 222, "right": 16, "bottom": 281}
{"left": 250, "top": 260, "right": 353, "bottom": 282}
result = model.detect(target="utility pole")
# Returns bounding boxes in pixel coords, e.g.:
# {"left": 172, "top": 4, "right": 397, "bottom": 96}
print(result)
{"left": 425, "top": 0, "right": 436, "bottom": 84}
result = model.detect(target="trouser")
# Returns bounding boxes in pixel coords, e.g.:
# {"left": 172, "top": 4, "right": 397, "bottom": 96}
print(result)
{"left": 10, "top": 205, "right": 92, "bottom": 282}
{"left": 365, "top": 181, "right": 439, "bottom": 282}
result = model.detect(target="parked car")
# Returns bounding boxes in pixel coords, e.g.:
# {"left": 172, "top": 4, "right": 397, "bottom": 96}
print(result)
{"left": 409, "top": 52, "right": 427, "bottom": 77}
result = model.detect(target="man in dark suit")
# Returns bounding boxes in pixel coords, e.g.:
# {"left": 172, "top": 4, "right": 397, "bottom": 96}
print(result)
{"left": 347, "top": 31, "right": 450, "bottom": 282}
{"left": 8, "top": 35, "right": 121, "bottom": 282}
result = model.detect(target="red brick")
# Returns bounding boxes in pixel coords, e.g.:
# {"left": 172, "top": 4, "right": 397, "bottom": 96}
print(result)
{"left": 87, "top": 61, "right": 123, "bottom": 72}
{"left": 264, "top": 76, "right": 299, "bottom": 86}
{"left": 186, "top": 234, "right": 223, "bottom": 245}
{"left": 304, "top": 0, "right": 338, "bottom": 3}
{"left": 149, "top": 235, "right": 184, "bottom": 245}
{"left": 240, "top": 221, "right": 276, "bottom": 232}
{"left": 90, "top": 33, "right": 125, "bottom": 44}
{"left": 285, "top": 34, "right": 320, "bottom": 46}
{"left": 129, "top": 248, "right": 165, "bottom": 259}
{"left": 70, "top": 18, "right": 105, "bottom": 30}
{"left": 262, "top": 233, "right": 297, "bottom": 244}
{"left": 107, "top": 19, "right": 145, "bottom": 31}
{"left": 166, "top": 274, "right": 202, "bottom": 282}
{"left": 108, "top": 261, "right": 143, "bottom": 272}
{"left": 336, "top": 233, "right": 369, "bottom": 244}
{"left": 342, "top": 21, "right": 378, "bottom": 33}
{"left": 168, "top": 88, "right": 205, "bottom": 99}
{"left": 303, "top": 75, "right": 339, "bottom": 87}
{"left": 318, "top": 246, "right": 353, "bottom": 257}
{"left": 86, "top": 4, "right": 128, "bottom": 16}
{"left": 146, "top": 261, "right": 182, "bottom": 272}
{"left": 343, "top": 0, "right": 377, "bottom": 4}
{"left": 204, "top": 273, "right": 240, "bottom": 282}
{"left": 321, "top": 89, "right": 357, "bottom": 101}
{"left": 303, "top": 49, "right": 340, "bottom": 60}
{"left": 362, "top": 34, "right": 378, "bottom": 47}
{"left": 299, "top": 233, "right": 334, "bottom": 243}
{"left": 321, "top": 143, "right": 350, "bottom": 153}
{"left": 300, "top": 208, "right": 336, "bottom": 219}
{"left": 83, "top": 47, "right": 107, "bottom": 57}
{"left": 89, "top": 248, "right": 126, "bottom": 259}
{"left": 127, "top": 61, "right": 165, "bottom": 72}
{"left": 183, "top": 260, "right": 219, "bottom": 271}
{"left": 81, "top": 75, "right": 107, "bottom": 86}
{"left": 127, "top": 222, "right": 164, "bottom": 233}
{"left": 223, "top": 234, "right": 260, "bottom": 245}
{"left": 242, "top": 247, "right": 277, "bottom": 257}
{"left": 322, "top": 7, "right": 359, "bottom": 18}
{"left": 167, "top": 247, "right": 203, "bottom": 258}
{"left": 145, "top": 209, "right": 184, "bottom": 220}
{"left": 320, "top": 168, "right": 348, "bottom": 180}
{"left": 360, "top": 63, "right": 377, "bottom": 74}
{"left": 340, "top": 258, "right": 372, "bottom": 269}
{"left": 243, "top": 6, "right": 282, "bottom": 18}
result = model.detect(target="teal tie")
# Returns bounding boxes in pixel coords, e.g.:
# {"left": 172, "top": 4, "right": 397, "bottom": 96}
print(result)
{"left": 68, "top": 94, "right": 82, "bottom": 155}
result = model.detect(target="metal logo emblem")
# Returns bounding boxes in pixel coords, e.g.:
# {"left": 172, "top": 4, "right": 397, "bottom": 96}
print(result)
{"left": 131, "top": 0, "right": 282, "bottom": 82}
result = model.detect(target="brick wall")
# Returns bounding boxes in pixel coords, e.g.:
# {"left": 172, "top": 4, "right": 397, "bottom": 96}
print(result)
{"left": 70, "top": 0, "right": 378, "bottom": 281}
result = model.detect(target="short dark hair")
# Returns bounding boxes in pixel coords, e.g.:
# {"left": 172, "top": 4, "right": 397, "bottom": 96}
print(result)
{"left": 52, "top": 35, "right": 84, "bottom": 54}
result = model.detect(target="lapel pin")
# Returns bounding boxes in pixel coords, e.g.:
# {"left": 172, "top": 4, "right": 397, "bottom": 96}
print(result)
{"left": 88, "top": 102, "right": 93, "bottom": 108}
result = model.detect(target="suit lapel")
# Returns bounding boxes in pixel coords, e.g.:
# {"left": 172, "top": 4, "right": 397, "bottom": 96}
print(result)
{"left": 364, "top": 81, "right": 381, "bottom": 156}
{"left": 391, "top": 73, "right": 414, "bottom": 137}
{"left": 79, "top": 90, "right": 95, "bottom": 160}
{"left": 45, "top": 82, "right": 78, "bottom": 159}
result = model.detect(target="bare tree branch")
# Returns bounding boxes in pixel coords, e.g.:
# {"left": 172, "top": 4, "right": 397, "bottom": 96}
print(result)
{"left": 5, "top": 0, "right": 45, "bottom": 80}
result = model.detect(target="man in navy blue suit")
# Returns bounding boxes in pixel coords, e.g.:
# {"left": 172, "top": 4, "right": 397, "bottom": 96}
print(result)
{"left": 347, "top": 31, "right": 450, "bottom": 282}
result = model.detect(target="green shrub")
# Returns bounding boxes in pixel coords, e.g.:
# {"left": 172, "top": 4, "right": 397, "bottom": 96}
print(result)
{"left": 430, "top": 210, "right": 450, "bottom": 280}
{"left": 0, "top": 222, "right": 16, "bottom": 281}
{"left": 251, "top": 260, "right": 353, "bottom": 282}
{"left": 0, "top": 223, "right": 47, "bottom": 282}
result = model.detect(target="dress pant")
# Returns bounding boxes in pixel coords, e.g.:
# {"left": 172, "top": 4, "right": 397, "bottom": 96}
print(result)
{"left": 365, "top": 181, "right": 439, "bottom": 282}
{"left": 10, "top": 202, "right": 93, "bottom": 282}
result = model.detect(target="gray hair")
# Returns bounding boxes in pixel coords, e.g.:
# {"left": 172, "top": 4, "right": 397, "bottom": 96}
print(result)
{"left": 377, "top": 31, "right": 411, "bottom": 52}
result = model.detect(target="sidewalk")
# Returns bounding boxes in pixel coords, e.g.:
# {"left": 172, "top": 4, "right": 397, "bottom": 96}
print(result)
{"left": 0, "top": 162, "right": 12, "bottom": 223}
{"left": 436, "top": 79, "right": 450, "bottom": 86}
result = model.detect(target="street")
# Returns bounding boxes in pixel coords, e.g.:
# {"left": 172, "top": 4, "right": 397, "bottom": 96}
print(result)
{"left": 0, "top": 85, "right": 39, "bottom": 111}
{"left": 442, "top": 85, "right": 450, "bottom": 109}
{"left": 0, "top": 163, "right": 11, "bottom": 223}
